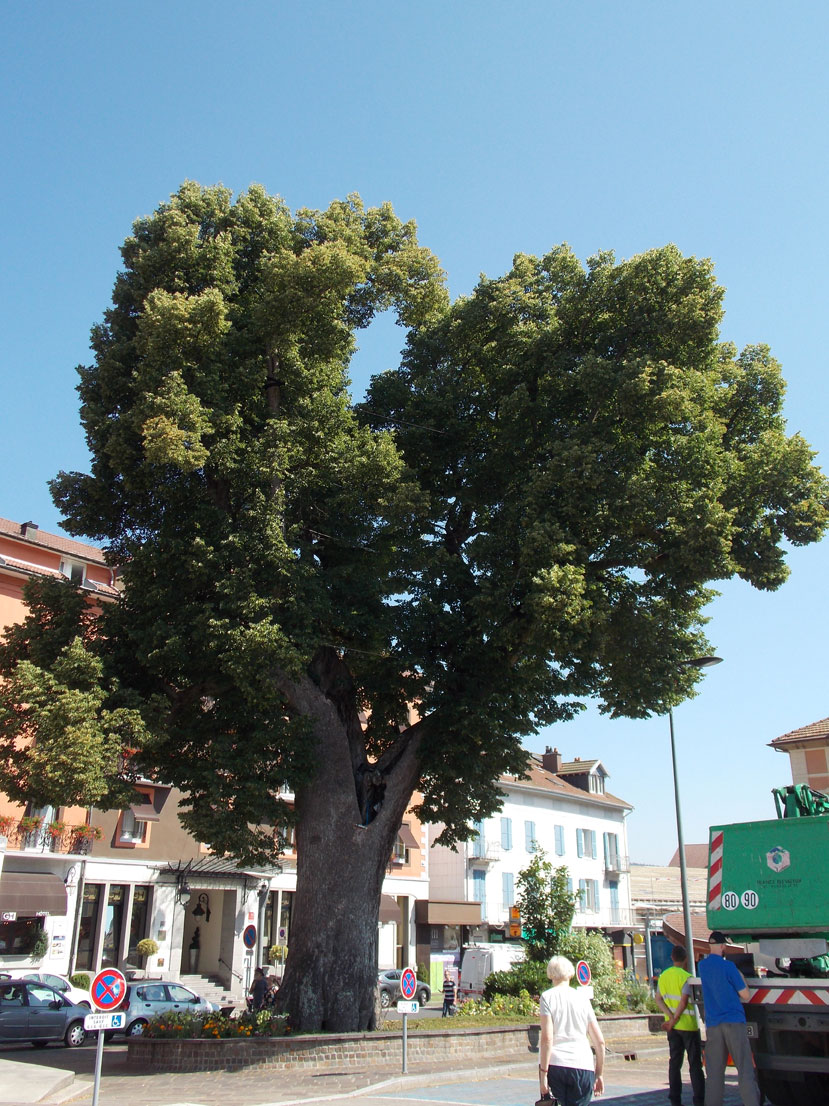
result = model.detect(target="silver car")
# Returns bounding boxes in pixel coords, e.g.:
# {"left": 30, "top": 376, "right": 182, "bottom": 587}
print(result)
{"left": 117, "top": 980, "right": 216, "bottom": 1036}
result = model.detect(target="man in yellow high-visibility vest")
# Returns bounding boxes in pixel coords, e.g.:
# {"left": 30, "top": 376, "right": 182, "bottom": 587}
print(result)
{"left": 656, "top": 945, "right": 705, "bottom": 1106}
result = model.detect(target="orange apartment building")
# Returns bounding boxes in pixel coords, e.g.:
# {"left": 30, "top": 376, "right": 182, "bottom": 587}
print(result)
{"left": 0, "top": 516, "right": 428, "bottom": 994}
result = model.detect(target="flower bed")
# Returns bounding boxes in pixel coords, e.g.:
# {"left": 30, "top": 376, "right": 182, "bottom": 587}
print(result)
{"left": 141, "top": 1009, "right": 288, "bottom": 1040}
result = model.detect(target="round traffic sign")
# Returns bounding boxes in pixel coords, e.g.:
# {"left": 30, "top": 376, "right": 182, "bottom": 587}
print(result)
{"left": 90, "top": 967, "right": 127, "bottom": 1011}
{"left": 400, "top": 967, "right": 417, "bottom": 999}
{"left": 243, "top": 924, "right": 257, "bottom": 949}
{"left": 576, "top": 960, "right": 592, "bottom": 987}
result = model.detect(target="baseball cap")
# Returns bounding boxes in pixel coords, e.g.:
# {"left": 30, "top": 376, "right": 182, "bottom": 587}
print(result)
{"left": 708, "top": 930, "right": 728, "bottom": 944}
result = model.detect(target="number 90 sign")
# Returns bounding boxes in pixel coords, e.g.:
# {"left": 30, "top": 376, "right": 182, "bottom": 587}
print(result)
{"left": 722, "top": 890, "right": 759, "bottom": 910}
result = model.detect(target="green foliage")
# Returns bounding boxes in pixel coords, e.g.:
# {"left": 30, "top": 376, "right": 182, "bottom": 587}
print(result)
{"left": 136, "top": 938, "right": 159, "bottom": 957}
{"left": 416, "top": 962, "right": 430, "bottom": 983}
{"left": 557, "top": 931, "right": 626, "bottom": 1013}
{"left": 483, "top": 960, "right": 549, "bottom": 1002}
{"left": 623, "top": 969, "right": 655, "bottom": 1013}
{"left": 27, "top": 927, "right": 49, "bottom": 960}
{"left": 69, "top": 973, "right": 90, "bottom": 990}
{"left": 516, "top": 849, "right": 577, "bottom": 962}
{"left": 458, "top": 989, "right": 537, "bottom": 1018}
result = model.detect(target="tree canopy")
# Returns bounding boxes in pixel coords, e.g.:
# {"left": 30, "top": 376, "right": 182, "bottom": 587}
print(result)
{"left": 1, "top": 181, "right": 826, "bottom": 1030}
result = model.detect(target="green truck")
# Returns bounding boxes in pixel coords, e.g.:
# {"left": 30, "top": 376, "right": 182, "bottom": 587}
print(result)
{"left": 707, "top": 785, "right": 829, "bottom": 1106}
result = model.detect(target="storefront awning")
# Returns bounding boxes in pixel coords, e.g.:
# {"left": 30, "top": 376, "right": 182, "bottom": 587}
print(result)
{"left": 415, "top": 899, "right": 482, "bottom": 926}
{"left": 0, "top": 872, "right": 67, "bottom": 917}
{"left": 379, "top": 894, "right": 399, "bottom": 923}
{"left": 397, "top": 822, "right": 419, "bottom": 849}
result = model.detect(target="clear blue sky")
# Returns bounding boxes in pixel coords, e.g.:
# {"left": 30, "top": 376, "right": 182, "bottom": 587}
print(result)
{"left": 2, "top": 1, "right": 827, "bottom": 862}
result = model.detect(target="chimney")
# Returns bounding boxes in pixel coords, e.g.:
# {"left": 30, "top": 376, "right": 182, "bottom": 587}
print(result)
{"left": 20, "top": 521, "right": 39, "bottom": 537}
{"left": 541, "top": 746, "right": 562, "bottom": 774}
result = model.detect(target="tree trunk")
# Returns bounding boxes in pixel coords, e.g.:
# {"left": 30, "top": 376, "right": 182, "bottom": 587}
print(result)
{"left": 273, "top": 670, "right": 422, "bottom": 1032}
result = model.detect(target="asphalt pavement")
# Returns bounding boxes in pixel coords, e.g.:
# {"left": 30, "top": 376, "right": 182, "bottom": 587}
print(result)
{"left": 0, "top": 1032, "right": 751, "bottom": 1106}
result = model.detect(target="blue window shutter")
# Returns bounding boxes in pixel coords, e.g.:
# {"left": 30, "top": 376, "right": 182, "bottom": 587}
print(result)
{"left": 566, "top": 876, "right": 573, "bottom": 894}
{"left": 576, "top": 829, "right": 584, "bottom": 857}
{"left": 591, "top": 830, "right": 597, "bottom": 858}
{"left": 555, "top": 825, "right": 564, "bottom": 856}
{"left": 525, "top": 821, "right": 536, "bottom": 852}
{"left": 593, "top": 880, "right": 600, "bottom": 912}
{"left": 603, "top": 832, "right": 609, "bottom": 865}
{"left": 501, "top": 817, "right": 512, "bottom": 851}
{"left": 578, "top": 878, "right": 586, "bottom": 907}
{"left": 472, "top": 869, "right": 486, "bottom": 909}
{"left": 473, "top": 819, "right": 485, "bottom": 858}
{"left": 502, "top": 872, "right": 514, "bottom": 908}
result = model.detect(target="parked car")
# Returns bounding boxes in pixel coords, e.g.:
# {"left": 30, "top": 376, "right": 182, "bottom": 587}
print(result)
{"left": 377, "top": 969, "right": 430, "bottom": 1008}
{"left": 8, "top": 971, "right": 91, "bottom": 1008}
{"left": 115, "top": 980, "right": 217, "bottom": 1037}
{"left": 0, "top": 978, "right": 88, "bottom": 1048}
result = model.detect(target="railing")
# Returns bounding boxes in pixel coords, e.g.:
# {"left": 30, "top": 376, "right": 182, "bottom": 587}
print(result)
{"left": 468, "top": 840, "right": 501, "bottom": 865}
{"left": 604, "top": 853, "right": 630, "bottom": 874}
{"left": 218, "top": 956, "right": 244, "bottom": 983}
{"left": 0, "top": 820, "right": 100, "bottom": 854}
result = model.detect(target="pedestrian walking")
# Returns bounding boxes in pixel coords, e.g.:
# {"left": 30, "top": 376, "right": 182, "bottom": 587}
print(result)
{"left": 442, "top": 970, "right": 456, "bottom": 1017}
{"left": 538, "top": 954, "right": 605, "bottom": 1105}
{"left": 657, "top": 945, "right": 705, "bottom": 1106}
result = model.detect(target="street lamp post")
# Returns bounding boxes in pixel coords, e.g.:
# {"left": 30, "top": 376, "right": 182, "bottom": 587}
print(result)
{"left": 669, "top": 656, "right": 722, "bottom": 971}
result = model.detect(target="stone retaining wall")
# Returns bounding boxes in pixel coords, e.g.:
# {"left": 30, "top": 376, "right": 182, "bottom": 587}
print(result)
{"left": 128, "top": 1015, "right": 655, "bottom": 1074}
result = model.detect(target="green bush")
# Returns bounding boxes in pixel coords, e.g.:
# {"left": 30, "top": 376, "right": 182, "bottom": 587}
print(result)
{"left": 557, "top": 931, "right": 626, "bottom": 1013}
{"left": 69, "top": 973, "right": 91, "bottom": 991}
{"left": 136, "top": 938, "right": 159, "bottom": 957}
{"left": 483, "top": 960, "right": 548, "bottom": 1001}
{"left": 459, "top": 989, "right": 537, "bottom": 1018}
{"left": 416, "top": 962, "right": 430, "bottom": 983}
{"left": 623, "top": 969, "right": 653, "bottom": 1013}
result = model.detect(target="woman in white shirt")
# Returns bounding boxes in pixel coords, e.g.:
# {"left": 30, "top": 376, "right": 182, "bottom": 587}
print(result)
{"left": 538, "top": 955, "right": 605, "bottom": 1105}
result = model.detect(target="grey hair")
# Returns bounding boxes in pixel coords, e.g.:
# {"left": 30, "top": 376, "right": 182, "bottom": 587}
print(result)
{"left": 546, "top": 955, "right": 576, "bottom": 984}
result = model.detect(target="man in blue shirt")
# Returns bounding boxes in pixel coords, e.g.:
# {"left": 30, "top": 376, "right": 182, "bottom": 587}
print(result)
{"left": 695, "top": 931, "right": 760, "bottom": 1106}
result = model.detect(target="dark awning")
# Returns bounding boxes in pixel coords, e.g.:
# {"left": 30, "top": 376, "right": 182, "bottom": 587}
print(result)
{"left": 130, "top": 803, "right": 160, "bottom": 823}
{"left": 379, "top": 894, "right": 399, "bottom": 923}
{"left": 414, "top": 899, "right": 482, "bottom": 926}
{"left": 397, "top": 822, "right": 419, "bottom": 849}
{"left": 0, "top": 872, "right": 67, "bottom": 917}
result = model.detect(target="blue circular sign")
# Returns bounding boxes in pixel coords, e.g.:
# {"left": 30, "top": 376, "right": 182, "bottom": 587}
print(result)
{"left": 243, "top": 924, "right": 257, "bottom": 949}
{"left": 576, "top": 960, "right": 592, "bottom": 986}
{"left": 91, "top": 967, "right": 127, "bottom": 1011}
{"left": 400, "top": 967, "right": 417, "bottom": 998}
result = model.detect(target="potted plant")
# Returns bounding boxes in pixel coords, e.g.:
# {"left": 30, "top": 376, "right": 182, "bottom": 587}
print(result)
{"left": 28, "top": 927, "right": 49, "bottom": 960}
{"left": 189, "top": 927, "right": 200, "bottom": 972}
{"left": 45, "top": 820, "right": 67, "bottom": 850}
{"left": 68, "top": 823, "right": 102, "bottom": 852}
{"left": 136, "top": 937, "right": 159, "bottom": 965}
{"left": 18, "top": 815, "right": 43, "bottom": 847}
{"left": 0, "top": 814, "right": 16, "bottom": 837}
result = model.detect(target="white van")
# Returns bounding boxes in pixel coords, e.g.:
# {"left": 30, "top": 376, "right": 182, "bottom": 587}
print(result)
{"left": 458, "top": 942, "right": 525, "bottom": 1001}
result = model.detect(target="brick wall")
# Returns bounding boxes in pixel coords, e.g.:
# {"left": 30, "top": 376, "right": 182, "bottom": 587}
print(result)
{"left": 128, "top": 1015, "right": 654, "bottom": 1073}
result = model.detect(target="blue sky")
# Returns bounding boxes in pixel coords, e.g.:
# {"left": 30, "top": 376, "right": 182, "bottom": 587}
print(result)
{"left": 2, "top": 1, "right": 828, "bottom": 862}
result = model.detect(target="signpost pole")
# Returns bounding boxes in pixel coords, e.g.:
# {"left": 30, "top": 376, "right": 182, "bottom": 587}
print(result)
{"left": 91, "top": 1027, "right": 105, "bottom": 1106}
{"left": 402, "top": 1012, "right": 408, "bottom": 1073}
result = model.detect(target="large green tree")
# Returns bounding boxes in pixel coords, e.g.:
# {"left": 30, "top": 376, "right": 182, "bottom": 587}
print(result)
{"left": 1, "top": 183, "right": 826, "bottom": 1032}
{"left": 516, "top": 850, "right": 577, "bottom": 963}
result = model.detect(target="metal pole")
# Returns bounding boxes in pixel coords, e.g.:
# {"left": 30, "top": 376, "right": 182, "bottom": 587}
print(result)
{"left": 90, "top": 1023, "right": 105, "bottom": 1106}
{"left": 669, "top": 707, "right": 697, "bottom": 971}
{"left": 644, "top": 913, "right": 654, "bottom": 991}
{"left": 402, "top": 1012, "right": 408, "bottom": 1073}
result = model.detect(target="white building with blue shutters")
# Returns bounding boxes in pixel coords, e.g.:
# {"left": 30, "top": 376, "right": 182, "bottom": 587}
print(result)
{"left": 427, "top": 747, "right": 635, "bottom": 964}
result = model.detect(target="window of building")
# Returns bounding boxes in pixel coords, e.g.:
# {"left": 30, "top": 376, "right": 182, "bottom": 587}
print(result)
{"left": 119, "top": 808, "right": 147, "bottom": 844}
{"left": 101, "top": 884, "right": 126, "bottom": 964}
{"left": 576, "top": 828, "right": 597, "bottom": 858}
{"left": 500, "top": 817, "right": 512, "bottom": 851}
{"left": 603, "top": 832, "right": 620, "bottom": 868}
{"left": 472, "top": 869, "right": 486, "bottom": 912}
{"left": 554, "top": 824, "right": 565, "bottom": 856}
{"left": 502, "top": 872, "right": 514, "bottom": 909}
{"left": 127, "top": 886, "right": 151, "bottom": 961}
{"left": 578, "top": 878, "right": 600, "bottom": 913}
{"left": 524, "top": 820, "right": 537, "bottom": 853}
{"left": 391, "top": 838, "right": 409, "bottom": 864}
{"left": 76, "top": 884, "right": 102, "bottom": 970}
{"left": 588, "top": 773, "right": 605, "bottom": 794}
{"left": 60, "top": 559, "right": 86, "bottom": 586}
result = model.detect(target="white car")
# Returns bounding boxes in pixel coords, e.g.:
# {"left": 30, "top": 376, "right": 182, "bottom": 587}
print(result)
{"left": 12, "top": 971, "right": 92, "bottom": 1007}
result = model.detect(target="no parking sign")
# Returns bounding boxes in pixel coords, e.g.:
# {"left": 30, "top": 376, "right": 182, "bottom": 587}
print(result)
{"left": 90, "top": 967, "right": 127, "bottom": 1011}
{"left": 576, "top": 960, "right": 592, "bottom": 986}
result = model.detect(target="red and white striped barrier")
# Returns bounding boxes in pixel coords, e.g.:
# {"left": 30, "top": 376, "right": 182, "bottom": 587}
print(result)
{"left": 748, "top": 984, "right": 829, "bottom": 1007}
{"left": 708, "top": 829, "right": 724, "bottom": 911}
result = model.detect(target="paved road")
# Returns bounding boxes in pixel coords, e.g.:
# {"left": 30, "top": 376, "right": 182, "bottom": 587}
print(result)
{"left": 0, "top": 1040, "right": 751, "bottom": 1106}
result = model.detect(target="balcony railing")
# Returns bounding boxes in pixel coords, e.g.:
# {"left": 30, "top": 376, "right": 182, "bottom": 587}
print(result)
{"left": 604, "top": 853, "right": 630, "bottom": 875}
{"left": 0, "top": 820, "right": 101, "bottom": 855}
{"left": 468, "top": 840, "right": 501, "bottom": 866}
